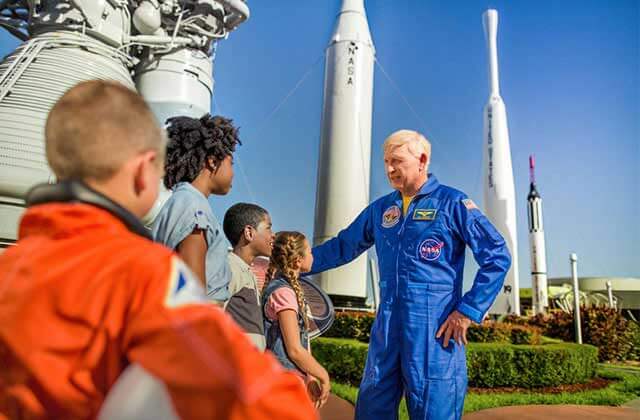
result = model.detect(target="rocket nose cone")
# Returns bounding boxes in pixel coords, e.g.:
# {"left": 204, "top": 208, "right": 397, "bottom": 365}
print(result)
{"left": 483, "top": 9, "right": 498, "bottom": 22}
{"left": 331, "top": 0, "right": 374, "bottom": 47}
{"left": 483, "top": 9, "right": 498, "bottom": 33}
{"left": 340, "top": 0, "right": 366, "bottom": 14}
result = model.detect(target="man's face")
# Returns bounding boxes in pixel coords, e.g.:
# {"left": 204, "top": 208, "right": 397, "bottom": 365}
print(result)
{"left": 250, "top": 214, "right": 275, "bottom": 257}
{"left": 383, "top": 143, "right": 427, "bottom": 193}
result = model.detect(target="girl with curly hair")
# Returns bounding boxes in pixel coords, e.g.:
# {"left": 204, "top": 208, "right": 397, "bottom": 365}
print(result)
{"left": 152, "top": 114, "right": 241, "bottom": 303}
{"left": 262, "top": 231, "right": 331, "bottom": 408}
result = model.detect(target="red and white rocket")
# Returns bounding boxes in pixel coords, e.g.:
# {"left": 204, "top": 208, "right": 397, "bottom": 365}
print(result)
{"left": 527, "top": 155, "right": 549, "bottom": 314}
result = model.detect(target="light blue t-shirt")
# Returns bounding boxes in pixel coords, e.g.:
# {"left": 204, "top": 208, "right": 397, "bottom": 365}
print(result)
{"left": 151, "top": 182, "right": 231, "bottom": 301}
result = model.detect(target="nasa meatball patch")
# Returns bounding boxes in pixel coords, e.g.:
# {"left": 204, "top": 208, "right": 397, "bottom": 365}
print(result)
{"left": 164, "top": 257, "right": 208, "bottom": 308}
{"left": 418, "top": 238, "right": 444, "bottom": 261}
{"left": 382, "top": 205, "right": 401, "bottom": 228}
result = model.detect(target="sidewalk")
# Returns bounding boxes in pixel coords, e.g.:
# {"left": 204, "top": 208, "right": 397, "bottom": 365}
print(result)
{"left": 463, "top": 405, "right": 639, "bottom": 420}
{"left": 319, "top": 394, "right": 355, "bottom": 420}
{"left": 318, "top": 398, "right": 640, "bottom": 419}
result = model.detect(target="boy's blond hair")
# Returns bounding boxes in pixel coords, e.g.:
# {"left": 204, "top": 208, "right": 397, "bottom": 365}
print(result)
{"left": 45, "top": 80, "right": 165, "bottom": 182}
{"left": 383, "top": 129, "right": 431, "bottom": 161}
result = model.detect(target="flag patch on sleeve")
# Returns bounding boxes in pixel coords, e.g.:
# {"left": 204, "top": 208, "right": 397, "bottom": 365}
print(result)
{"left": 462, "top": 198, "right": 478, "bottom": 210}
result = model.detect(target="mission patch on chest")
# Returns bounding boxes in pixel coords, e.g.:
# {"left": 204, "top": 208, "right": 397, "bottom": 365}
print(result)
{"left": 412, "top": 209, "right": 437, "bottom": 221}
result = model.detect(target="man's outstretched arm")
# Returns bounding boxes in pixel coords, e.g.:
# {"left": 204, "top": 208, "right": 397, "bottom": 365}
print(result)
{"left": 308, "top": 205, "right": 375, "bottom": 275}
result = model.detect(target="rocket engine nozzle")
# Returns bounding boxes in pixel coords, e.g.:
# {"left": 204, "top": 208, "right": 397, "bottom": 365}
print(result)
{"left": 0, "top": 0, "right": 250, "bottom": 244}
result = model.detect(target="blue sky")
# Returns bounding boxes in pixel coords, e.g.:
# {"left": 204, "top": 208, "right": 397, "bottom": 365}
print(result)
{"left": 0, "top": 0, "right": 638, "bottom": 287}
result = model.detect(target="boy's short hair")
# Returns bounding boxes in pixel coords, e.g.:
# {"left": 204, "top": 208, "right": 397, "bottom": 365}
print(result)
{"left": 223, "top": 203, "right": 269, "bottom": 247}
{"left": 45, "top": 80, "right": 165, "bottom": 182}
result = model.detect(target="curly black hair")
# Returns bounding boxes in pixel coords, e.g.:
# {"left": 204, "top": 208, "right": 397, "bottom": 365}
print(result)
{"left": 163, "top": 114, "right": 241, "bottom": 189}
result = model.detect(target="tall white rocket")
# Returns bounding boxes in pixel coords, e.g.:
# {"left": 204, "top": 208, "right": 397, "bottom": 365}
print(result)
{"left": 313, "top": 0, "right": 374, "bottom": 306}
{"left": 527, "top": 155, "right": 549, "bottom": 314}
{"left": 482, "top": 9, "right": 520, "bottom": 315}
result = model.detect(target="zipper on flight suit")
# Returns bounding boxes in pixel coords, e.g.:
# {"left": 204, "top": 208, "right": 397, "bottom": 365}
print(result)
{"left": 395, "top": 196, "right": 417, "bottom": 299}
{"left": 394, "top": 191, "right": 435, "bottom": 298}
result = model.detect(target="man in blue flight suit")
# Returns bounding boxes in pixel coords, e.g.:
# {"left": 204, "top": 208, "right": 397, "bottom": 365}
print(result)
{"left": 310, "top": 130, "right": 511, "bottom": 420}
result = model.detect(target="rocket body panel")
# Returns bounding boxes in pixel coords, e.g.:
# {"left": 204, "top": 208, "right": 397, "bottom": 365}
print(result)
{"left": 528, "top": 231, "right": 547, "bottom": 272}
{"left": 483, "top": 99, "right": 516, "bottom": 201}
{"left": 483, "top": 99, "right": 520, "bottom": 315}
{"left": 313, "top": 0, "right": 374, "bottom": 300}
{"left": 528, "top": 188, "right": 549, "bottom": 313}
{"left": 529, "top": 230, "right": 549, "bottom": 313}
{"left": 482, "top": 9, "right": 520, "bottom": 315}
{"left": 315, "top": 41, "right": 373, "bottom": 234}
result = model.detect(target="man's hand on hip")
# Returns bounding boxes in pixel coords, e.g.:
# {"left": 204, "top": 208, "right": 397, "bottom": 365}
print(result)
{"left": 436, "top": 310, "right": 471, "bottom": 348}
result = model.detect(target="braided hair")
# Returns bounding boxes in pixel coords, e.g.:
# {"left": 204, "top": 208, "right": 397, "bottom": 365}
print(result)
{"left": 163, "top": 114, "right": 241, "bottom": 189}
{"left": 264, "top": 231, "right": 309, "bottom": 330}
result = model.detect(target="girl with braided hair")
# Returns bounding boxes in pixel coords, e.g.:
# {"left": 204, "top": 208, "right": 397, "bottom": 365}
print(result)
{"left": 152, "top": 114, "right": 241, "bottom": 304}
{"left": 262, "top": 231, "right": 331, "bottom": 409}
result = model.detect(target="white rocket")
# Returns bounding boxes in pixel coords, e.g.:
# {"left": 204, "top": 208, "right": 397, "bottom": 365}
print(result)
{"left": 313, "top": 0, "right": 374, "bottom": 306}
{"left": 527, "top": 155, "right": 549, "bottom": 314}
{"left": 482, "top": 9, "right": 520, "bottom": 315}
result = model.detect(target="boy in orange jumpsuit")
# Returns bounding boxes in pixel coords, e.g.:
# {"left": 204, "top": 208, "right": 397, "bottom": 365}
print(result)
{"left": 0, "top": 81, "right": 317, "bottom": 420}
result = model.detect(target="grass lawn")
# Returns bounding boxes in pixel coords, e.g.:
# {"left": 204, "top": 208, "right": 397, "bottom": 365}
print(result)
{"left": 331, "top": 365, "right": 640, "bottom": 418}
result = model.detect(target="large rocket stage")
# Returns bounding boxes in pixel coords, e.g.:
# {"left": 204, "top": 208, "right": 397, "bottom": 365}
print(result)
{"left": 482, "top": 9, "right": 520, "bottom": 315}
{"left": 313, "top": 0, "right": 375, "bottom": 306}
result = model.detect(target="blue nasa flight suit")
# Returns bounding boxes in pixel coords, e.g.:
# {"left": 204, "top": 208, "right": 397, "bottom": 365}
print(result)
{"left": 310, "top": 175, "right": 511, "bottom": 420}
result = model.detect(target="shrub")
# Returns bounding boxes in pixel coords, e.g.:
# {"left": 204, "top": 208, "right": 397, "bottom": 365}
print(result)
{"left": 510, "top": 324, "right": 542, "bottom": 345}
{"left": 467, "top": 322, "right": 541, "bottom": 345}
{"left": 505, "top": 311, "right": 575, "bottom": 342}
{"left": 582, "top": 306, "right": 633, "bottom": 362}
{"left": 504, "top": 307, "right": 635, "bottom": 362}
{"left": 324, "top": 311, "right": 375, "bottom": 343}
{"left": 628, "top": 321, "right": 640, "bottom": 361}
{"left": 467, "top": 322, "right": 511, "bottom": 343}
{"left": 312, "top": 338, "right": 598, "bottom": 388}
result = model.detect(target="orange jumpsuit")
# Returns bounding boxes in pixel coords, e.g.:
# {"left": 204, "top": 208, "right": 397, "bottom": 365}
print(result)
{"left": 0, "top": 203, "right": 317, "bottom": 420}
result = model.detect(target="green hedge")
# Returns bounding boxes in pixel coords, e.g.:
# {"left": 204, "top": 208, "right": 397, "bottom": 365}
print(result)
{"left": 466, "top": 342, "right": 598, "bottom": 388}
{"left": 312, "top": 338, "right": 598, "bottom": 388}
{"left": 312, "top": 338, "right": 369, "bottom": 385}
